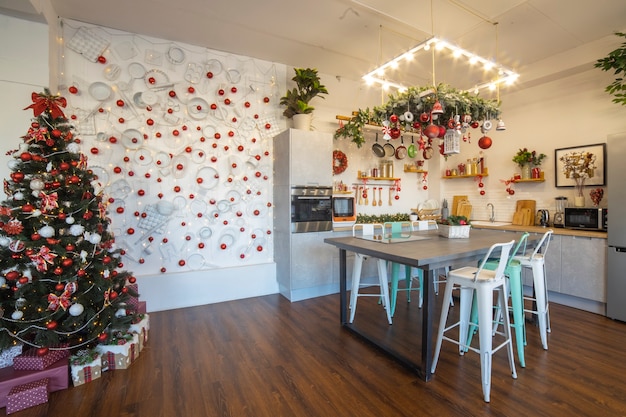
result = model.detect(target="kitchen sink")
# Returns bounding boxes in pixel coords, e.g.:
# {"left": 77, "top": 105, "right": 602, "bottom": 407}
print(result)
{"left": 470, "top": 221, "right": 513, "bottom": 227}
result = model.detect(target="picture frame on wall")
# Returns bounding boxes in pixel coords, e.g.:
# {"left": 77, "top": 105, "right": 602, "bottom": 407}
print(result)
{"left": 554, "top": 143, "right": 606, "bottom": 187}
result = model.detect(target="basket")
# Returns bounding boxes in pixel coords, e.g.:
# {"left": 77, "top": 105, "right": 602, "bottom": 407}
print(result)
{"left": 438, "top": 224, "right": 470, "bottom": 239}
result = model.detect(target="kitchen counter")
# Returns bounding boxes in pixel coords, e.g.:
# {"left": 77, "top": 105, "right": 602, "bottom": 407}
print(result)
{"left": 469, "top": 222, "right": 607, "bottom": 239}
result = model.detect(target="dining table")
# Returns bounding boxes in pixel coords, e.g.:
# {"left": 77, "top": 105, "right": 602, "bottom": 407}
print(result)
{"left": 324, "top": 227, "right": 528, "bottom": 381}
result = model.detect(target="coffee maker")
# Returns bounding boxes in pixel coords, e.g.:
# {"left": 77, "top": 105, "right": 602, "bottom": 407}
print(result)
{"left": 553, "top": 196, "right": 568, "bottom": 228}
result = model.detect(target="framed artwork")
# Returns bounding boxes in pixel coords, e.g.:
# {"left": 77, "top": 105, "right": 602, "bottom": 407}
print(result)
{"left": 554, "top": 143, "right": 606, "bottom": 187}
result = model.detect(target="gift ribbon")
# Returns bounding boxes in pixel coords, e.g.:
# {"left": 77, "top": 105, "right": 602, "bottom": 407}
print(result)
{"left": 30, "top": 245, "right": 58, "bottom": 272}
{"left": 24, "top": 92, "right": 67, "bottom": 119}
{"left": 47, "top": 282, "right": 77, "bottom": 311}
{"left": 39, "top": 191, "right": 59, "bottom": 212}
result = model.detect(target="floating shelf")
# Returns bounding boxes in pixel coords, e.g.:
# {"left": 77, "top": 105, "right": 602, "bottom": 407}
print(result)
{"left": 442, "top": 173, "right": 489, "bottom": 179}
{"left": 404, "top": 169, "right": 428, "bottom": 173}
{"left": 512, "top": 178, "right": 545, "bottom": 183}
{"left": 332, "top": 191, "right": 353, "bottom": 195}
{"left": 357, "top": 176, "right": 400, "bottom": 181}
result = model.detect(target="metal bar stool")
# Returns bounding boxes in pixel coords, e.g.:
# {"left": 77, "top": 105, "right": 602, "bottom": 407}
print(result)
{"left": 431, "top": 240, "right": 517, "bottom": 403}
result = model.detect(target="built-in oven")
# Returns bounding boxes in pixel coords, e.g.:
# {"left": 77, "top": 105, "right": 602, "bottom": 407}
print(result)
{"left": 332, "top": 195, "right": 356, "bottom": 227}
{"left": 290, "top": 186, "right": 333, "bottom": 233}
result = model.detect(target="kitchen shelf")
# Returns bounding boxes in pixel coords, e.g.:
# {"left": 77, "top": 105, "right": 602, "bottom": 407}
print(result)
{"left": 404, "top": 169, "right": 428, "bottom": 173}
{"left": 442, "top": 173, "right": 489, "bottom": 179}
{"left": 332, "top": 191, "right": 353, "bottom": 195}
{"left": 357, "top": 176, "right": 400, "bottom": 181}
{"left": 512, "top": 178, "right": 545, "bottom": 183}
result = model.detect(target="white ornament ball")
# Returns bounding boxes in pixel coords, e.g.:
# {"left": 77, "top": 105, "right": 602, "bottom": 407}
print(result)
{"left": 7, "top": 159, "right": 19, "bottom": 170}
{"left": 66, "top": 216, "right": 75, "bottom": 225}
{"left": 29, "top": 178, "right": 45, "bottom": 191}
{"left": 67, "top": 143, "right": 80, "bottom": 154}
{"left": 0, "top": 277, "right": 5, "bottom": 286}
{"left": 69, "top": 224, "right": 84, "bottom": 236}
{"left": 30, "top": 209, "right": 42, "bottom": 217}
{"left": 0, "top": 237, "right": 10, "bottom": 247}
{"left": 11, "top": 310, "right": 23, "bottom": 320}
{"left": 115, "top": 308, "right": 126, "bottom": 318}
{"left": 68, "top": 303, "right": 84, "bottom": 316}
{"left": 38, "top": 225, "right": 55, "bottom": 238}
{"left": 15, "top": 297, "right": 26, "bottom": 308}
{"left": 13, "top": 192, "right": 23, "bottom": 201}
{"left": 88, "top": 233, "right": 101, "bottom": 244}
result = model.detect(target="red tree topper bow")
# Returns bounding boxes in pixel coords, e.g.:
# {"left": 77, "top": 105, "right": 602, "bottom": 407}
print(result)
{"left": 24, "top": 92, "right": 67, "bottom": 119}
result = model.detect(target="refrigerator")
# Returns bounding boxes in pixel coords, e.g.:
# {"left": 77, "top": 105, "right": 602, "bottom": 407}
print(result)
{"left": 607, "top": 132, "right": 626, "bottom": 321}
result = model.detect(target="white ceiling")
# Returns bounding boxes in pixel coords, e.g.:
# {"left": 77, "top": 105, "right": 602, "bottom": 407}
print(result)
{"left": 2, "top": 0, "right": 626, "bottom": 90}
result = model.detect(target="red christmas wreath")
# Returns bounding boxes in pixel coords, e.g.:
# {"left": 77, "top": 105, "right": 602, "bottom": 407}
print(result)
{"left": 333, "top": 150, "right": 348, "bottom": 175}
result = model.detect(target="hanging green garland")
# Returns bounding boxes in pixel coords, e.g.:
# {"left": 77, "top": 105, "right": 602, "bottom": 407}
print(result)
{"left": 334, "top": 83, "right": 501, "bottom": 147}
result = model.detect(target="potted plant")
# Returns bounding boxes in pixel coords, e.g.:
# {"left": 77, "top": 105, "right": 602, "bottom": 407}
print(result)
{"left": 280, "top": 68, "right": 328, "bottom": 130}
{"left": 437, "top": 215, "right": 471, "bottom": 238}
{"left": 512, "top": 148, "right": 546, "bottom": 179}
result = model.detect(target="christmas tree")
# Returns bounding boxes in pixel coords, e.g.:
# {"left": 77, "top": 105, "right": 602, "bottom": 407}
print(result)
{"left": 0, "top": 90, "right": 136, "bottom": 354}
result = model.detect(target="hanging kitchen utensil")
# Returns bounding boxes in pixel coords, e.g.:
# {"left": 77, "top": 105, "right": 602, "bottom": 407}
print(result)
{"left": 388, "top": 187, "right": 393, "bottom": 206}
{"left": 423, "top": 139, "right": 434, "bottom": 160}
{"left": 407, "top": 137, "right": 417, "bottom": 158}
{"left": 372, "top": 133, "right": 385, "bottom": 157}
{"left": 378, "top": 187, "right": 383, "bottom": 206}
{"left": 372, "top": 187, "right": 378, "bottom": 206}
{"left": 395, "top": 136, "right": 407, "bottom": 160}
{"left": 383, "top": 141, "right": 395, "bottom": 157}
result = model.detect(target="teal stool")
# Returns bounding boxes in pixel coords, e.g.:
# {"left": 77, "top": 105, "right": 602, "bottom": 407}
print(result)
{"left": 384, "top": 222, "right": 423, "bottom": 316}
{"left": 467, "top": 232, "right": 529, "bottom": 367}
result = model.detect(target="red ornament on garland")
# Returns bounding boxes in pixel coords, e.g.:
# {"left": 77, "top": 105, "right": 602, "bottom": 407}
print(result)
{"left": 478, "top": 136, "right": 492, "bottom": 149}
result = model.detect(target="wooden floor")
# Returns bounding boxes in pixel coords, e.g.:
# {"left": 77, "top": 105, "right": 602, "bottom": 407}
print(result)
{"left": 7, "top": 290, "right": 626, "bottom": 417}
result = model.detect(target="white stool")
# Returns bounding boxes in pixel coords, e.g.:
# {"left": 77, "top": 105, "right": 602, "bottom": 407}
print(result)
{"left": 349, "top": 224, "right": 392, "bottom": 324}
{"left": 431, "top": 240, "right": 517, "bottom": 403}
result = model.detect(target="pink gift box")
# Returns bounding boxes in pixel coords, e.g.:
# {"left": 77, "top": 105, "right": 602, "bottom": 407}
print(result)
{"left": 0, "top": 357, "right": 68, "bottom": 408}
{"left": 137, "top": 301, "right": 147, "bottom": 314}
{"left": 13, "top": 347, "right": 69, "bottom": 371}
{"left": 6, "top": 378, "right": 49, "bottom": 414}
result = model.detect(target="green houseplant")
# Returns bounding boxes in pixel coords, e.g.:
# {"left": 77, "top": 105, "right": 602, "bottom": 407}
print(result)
{"left": 280, "top": 68, "right": 328, "bottom": 129}
{"left": 595, "top": 32, "right": 626, "bottom": 106}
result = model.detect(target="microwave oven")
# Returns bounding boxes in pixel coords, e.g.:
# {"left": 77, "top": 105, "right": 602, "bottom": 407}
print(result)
{"left": 564, "top": 207, "right": 607, "bottom": 231}
{"left": 331, "top": 195, "right": 356, "bottom": 224}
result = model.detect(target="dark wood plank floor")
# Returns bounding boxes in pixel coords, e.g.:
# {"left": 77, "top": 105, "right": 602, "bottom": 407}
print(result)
{"left": 6, "top": 290, "right": 626, "bottom": 417}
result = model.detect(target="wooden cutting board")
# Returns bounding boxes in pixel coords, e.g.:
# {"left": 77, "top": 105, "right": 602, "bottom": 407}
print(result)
{"left": 516, "top": 200, "right": 536, "bottom": 225}
{"left": 457, "top": 202, "right": 472, "bottom": 219}
{"left": 452, "top": 195, "right": 468, "bottom": 216}
{"left": 512, "top": 207, "right": 533, "bottom": 226}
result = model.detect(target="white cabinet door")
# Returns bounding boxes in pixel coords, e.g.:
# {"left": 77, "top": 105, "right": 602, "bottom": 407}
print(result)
{"left": 560, "top": 236, "right": 607, "bottom": 302}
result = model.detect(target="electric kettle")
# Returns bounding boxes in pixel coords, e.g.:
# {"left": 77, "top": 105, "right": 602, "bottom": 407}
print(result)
{"left": 536, "top": 209, "right": 550, "bottom": 227}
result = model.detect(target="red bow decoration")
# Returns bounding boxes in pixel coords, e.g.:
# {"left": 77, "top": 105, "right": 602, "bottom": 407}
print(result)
{"left": 78, "top": 154, "right": 88, "bottom": 169}
{"left": 39, "top": 191, "right": 59, "bottom": 212}
{"left": 29, "top": 245, "right": 58, "bottom": 272}
{"left": 47, "top": 282, "right": 77, "bottom": 311}
{"left": 24, "top": 92, "right": 67, "bottom": 119}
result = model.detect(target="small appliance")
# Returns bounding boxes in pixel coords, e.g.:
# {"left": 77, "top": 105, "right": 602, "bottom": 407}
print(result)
{"left": 536, "top": 209, "right": 550, "bottom": 227}
{"left": 563, "top": 207, "right": 607, "bottom": 231}
{"left": 553, "top": 196, "right": 568, "bottom": 228}
{"left": 332, "top": 195, "right": 356, "bottom": 227}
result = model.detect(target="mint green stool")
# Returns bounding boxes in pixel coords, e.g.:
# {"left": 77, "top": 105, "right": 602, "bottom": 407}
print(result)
{"left": 467, "top": 232, "right": 529, "bottom": 367}
{"left": 384, "top": 222, "right": 423, "bottom": 316}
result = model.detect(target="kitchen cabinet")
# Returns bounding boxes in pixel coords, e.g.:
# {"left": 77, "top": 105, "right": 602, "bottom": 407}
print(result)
{"left": 273, "top": 129, "right": 332, "bottom": 186}
{"left": 559, "top": 236, "right": 607, "bottom": 302}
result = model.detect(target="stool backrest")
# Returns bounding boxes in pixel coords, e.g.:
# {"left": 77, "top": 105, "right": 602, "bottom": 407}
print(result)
{"left": 352, "top": 223, "right": 383, "bottom": 237}
{"left": 508, "top": 232, "right": 530, "bottom": 268}
{"left": 530, "top": 229, "right": 553, "bottom": 259}
{"left": 476, "top": 240, "right": 515, "bottom": 282}
{"left": 383, "top": 221, "right": 413, "bottom": 234}
{"left": 412, "top": 220, "right": 439, "bottom": 230}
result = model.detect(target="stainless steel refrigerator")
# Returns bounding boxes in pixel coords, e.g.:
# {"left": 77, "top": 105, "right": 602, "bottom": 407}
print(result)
{"left": 607, "top": 132, "right": 626, "bottom": 321}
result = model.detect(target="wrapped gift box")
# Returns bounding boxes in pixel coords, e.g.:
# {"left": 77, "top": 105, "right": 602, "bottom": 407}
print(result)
{"left": 0, "top": 357, "right": 68, "bottom": 408}
{"left": 0, "top": 345, "right": 23, "bottom": 369}
{"left": 70, "top": 350, "right": 101, "bottom": 387}
{"left": 128, "top": 314, "right": 149, "bottom": 351}
{"left": 6, "top": 378, "right": 49, "bottom": 414}
{"left": 13, "top": 346, "right": 69, "bottom": 371}
{"left": 95, "top": 333, "right": 139, "bottom": 371}
{"left": 125, "top": 283, "right": 140, "bottom": 311}
{"left": 137, "top": 300, "right": 147, "bottom": 314}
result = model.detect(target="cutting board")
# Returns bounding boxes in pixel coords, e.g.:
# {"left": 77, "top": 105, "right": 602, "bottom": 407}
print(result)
{"left": 452, "top": 195, "right": 468, "bottom": 216}
{"left": 512, "top": 207, "right": 533, "bottom": 226}
{"left": 515, "top": 200, "right": 536, "bottom": 226}
{"left": 457, "top": 202, "right": 472, "bottom": 219}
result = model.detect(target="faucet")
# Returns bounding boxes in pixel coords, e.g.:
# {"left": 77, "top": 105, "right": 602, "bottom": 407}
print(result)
{"left": 487, "top": 203, "right": 495, "bottom": 222}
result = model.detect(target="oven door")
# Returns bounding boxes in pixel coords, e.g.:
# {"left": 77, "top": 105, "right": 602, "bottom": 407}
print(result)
{"left": 291, "top": 187, "right": 332, "bottom": 233}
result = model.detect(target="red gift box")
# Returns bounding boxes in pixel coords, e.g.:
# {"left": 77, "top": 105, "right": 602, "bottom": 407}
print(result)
{"left": 125, "top": 283, "right": 140, "bottom": 311}
{"left": 0, "top": 357, "right": 68, "bottom": 408}
{"left": 137, "top": 300, "right": 147, "bottom": 314}
{"left": 13, "top": 347, "right": 69, "bottom": 371}
{"left": 6, "top": 378, "right": 49, "bottom": 414}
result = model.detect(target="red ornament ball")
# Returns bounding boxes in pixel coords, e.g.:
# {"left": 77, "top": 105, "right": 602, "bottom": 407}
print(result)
{"left": 36, "top": 347, "right": 49, "bottom": 356}
{"left": 68, "top": 86, "right": 78, "bottom": 94}
{"left": 97, "top": 56, "right": 107, "bottom": 64}
{"left": 480, "top": 190, "right": 486, "bottom": 195}
{"left": 478, "top": 136, "right": 492, "bottom": 149}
